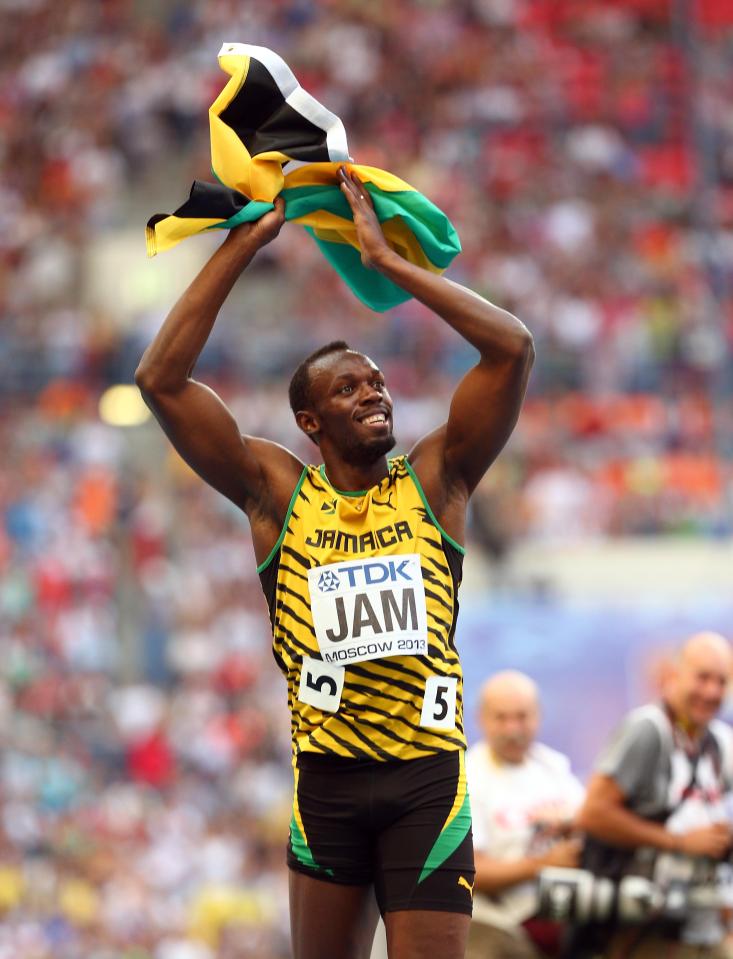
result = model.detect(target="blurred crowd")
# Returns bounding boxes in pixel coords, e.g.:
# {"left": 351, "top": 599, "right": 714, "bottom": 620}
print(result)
{"left": 0, "top": 399, "right": 294, "bottom": 958}
{"left": 2, "top": 0, "right": 733, "bottom": 539}
{"left": 2, "top": 0, "right": 733, "bottom": 955}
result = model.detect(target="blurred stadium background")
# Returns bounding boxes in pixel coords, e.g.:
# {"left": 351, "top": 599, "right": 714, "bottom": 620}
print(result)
{"left": 2, "top": 0, "right": 733, "bottom": 956}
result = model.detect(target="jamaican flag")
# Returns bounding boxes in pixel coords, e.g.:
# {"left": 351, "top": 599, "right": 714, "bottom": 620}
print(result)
{"left": 146, "top": 43, "right": 461, "bottom": 312}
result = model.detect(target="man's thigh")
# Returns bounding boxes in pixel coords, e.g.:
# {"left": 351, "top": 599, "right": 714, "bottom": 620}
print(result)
{"left": 385, "top": 909, "right": 471, "bottom": 959}
{"left": 289, "top": 870, "right": 380, "bottom": 959}
{"left": 465, "top": 921, "right": 542, "bottom": 959}
{"left": 375, "top": 751, "right": 474, "bottom": 916}
{"left": 375, "top": 752, "right": 474, "bottom": 959}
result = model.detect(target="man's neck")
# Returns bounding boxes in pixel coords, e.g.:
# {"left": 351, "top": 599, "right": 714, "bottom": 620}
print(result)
{"left": 321, "top": 456, "right": 390, "bottom": 493}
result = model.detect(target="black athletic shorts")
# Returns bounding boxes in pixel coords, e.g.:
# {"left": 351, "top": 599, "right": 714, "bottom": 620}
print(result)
{"left": 287, "top": 749, "right": 474, "bottom": 916}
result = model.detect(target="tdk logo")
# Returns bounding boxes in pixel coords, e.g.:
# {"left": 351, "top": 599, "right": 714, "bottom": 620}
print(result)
{"left": 317, "top": 570, "right": 340, "bottom": 592}
{"left": 342, "top": 560, "right": 413, "bottom": 588}
{"left": 317, "top": 560, "right": 414, "bottom": 594}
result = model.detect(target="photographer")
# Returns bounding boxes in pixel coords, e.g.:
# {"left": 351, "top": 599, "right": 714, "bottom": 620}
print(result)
{"left": 466, "top": 671, "right": 584, "bottom": 959}
{"left": 574, "top": 632, "right": 733, "bottom": 958}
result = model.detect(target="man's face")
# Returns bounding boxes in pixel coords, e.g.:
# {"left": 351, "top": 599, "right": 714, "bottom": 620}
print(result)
{"left": 672, "top": 649, "right": 730, "bottom": 730}
{"left": 307, "top": 351, "right": 395, "bottom": 465}
{"left": 480, "top": 691, "right": 539, "bottom": 765}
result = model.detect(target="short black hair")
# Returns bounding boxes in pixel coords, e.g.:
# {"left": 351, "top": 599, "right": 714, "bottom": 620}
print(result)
{"left": 288, "top": 340, "right": 351, "bottom": 417}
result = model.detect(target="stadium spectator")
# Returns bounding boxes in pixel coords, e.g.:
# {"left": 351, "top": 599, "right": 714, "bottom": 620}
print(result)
{"left": 575, "top": 632, "right": 733, "bottom": 958}
{"left": 465, "top": 671, "right": 584, "bottom": 959}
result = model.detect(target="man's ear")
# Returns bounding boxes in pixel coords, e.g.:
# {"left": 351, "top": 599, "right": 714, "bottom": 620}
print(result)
{"left": 295, "top": 410, "right": 320, "bottom": 444}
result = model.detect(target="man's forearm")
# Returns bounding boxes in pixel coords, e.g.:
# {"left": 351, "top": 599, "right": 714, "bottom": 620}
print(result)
{"left": 474, "top": 852, "right": 543, "bottom": 895}
{"left": 374, "top": 249, "right": 533, "bottom": 362}
{"left": 136, "top": 231, "right": 260, "bottom": 394}
{"left": 579, "top": 802, "right": 677, "bottom": 853}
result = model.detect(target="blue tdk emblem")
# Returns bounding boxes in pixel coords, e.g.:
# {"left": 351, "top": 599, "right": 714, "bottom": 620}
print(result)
{"left": 318, "top": 570, "right": 340, "bottom": 592}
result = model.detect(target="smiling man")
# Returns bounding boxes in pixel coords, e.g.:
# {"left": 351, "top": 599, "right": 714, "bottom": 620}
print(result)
{"left": 575, "top": 632, "right": 733, "bottom": 959}
{"left": 135, "top": 167, "right": 534, "bottom": 959}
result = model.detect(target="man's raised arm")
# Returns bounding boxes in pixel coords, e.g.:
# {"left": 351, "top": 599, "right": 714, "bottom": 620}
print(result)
{"left": 135, "top": 200, "right": 302, "bottom": 543}
{"left": 338, "top": 168, "right": 534, "bottom": 506}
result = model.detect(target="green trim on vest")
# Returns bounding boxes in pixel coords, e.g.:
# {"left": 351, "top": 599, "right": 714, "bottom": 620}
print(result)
{"left": 318, "top": 463, "right": 368, "bottom": 497}
{"left": 256, "top": 468, "right": 308, "bottom": 574}
{"left": 404, "top": 460, "right": 466, "bottom": 555}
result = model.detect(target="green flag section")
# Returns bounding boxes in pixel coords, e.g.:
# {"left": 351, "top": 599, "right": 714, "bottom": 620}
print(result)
{"left": 146, "top": 43, "right": 461, "bottom": 312}
{"left": 147, "top": 177, "right": 460, "bottom": 312}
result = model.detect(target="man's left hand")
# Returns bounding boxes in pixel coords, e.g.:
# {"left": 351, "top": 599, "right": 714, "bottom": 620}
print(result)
{"left": 338, "top": 166, "right": 392, "bottom": 272}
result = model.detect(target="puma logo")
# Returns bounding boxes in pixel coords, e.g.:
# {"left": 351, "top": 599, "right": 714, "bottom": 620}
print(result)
{"left": 457, "top": 876, "right": 474, "bottom": 897}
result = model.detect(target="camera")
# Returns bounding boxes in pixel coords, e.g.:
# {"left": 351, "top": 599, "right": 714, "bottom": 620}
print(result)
{"left": 536, "top": 867, "right": 724, "bottom": 926}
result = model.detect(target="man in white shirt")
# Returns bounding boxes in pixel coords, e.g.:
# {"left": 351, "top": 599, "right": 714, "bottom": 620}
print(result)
{"left": 465, "top": 671, "right": 585, "bottom": 959}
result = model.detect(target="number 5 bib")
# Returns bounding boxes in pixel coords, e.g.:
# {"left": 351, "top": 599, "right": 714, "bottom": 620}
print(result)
{"left": 307, "top": 554, "right": 428, "bottom": 666}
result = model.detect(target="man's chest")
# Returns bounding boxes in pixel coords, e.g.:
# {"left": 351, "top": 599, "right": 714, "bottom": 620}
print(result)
{"left": 476, "top": 768, "right": 578, "bottom": 849}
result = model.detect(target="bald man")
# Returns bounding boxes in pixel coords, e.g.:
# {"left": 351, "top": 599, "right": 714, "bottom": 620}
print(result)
{"left": 575, "top": 632, "right": 733, "bottom": 959}
{"left": 465, "top": 671, "right": 584, "bottom": 959}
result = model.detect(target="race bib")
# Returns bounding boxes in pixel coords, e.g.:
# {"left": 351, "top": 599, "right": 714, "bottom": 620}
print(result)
{"left": 420, "top": 675, "right": 457, "bottom": 731}
{"left": 307, "top": 554, "right": 428, "bottom": 665}
{"left": 298, "top": 656, "right": 344, "bottom": 713}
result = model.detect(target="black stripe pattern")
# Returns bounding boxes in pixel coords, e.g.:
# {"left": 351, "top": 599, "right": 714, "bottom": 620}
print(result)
{"left": 260, "top": 455, "right": 466, "bottom": 760}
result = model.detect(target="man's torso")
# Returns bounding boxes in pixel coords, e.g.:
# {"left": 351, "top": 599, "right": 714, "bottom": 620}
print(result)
{"left": 259, "top": 455, "right": 467, "bottom": 760}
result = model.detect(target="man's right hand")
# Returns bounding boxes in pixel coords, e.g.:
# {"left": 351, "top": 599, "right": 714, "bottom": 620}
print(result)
{"left": 226, "top": 196, "right": 286, "bottom": 252}
{"left": 676, "top": 822, "right": 732, "bottom": 859}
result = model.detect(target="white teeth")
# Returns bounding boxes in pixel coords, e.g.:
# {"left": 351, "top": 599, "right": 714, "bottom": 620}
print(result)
{"left": 364, "top": 414, "right": 385, "bottom": 425}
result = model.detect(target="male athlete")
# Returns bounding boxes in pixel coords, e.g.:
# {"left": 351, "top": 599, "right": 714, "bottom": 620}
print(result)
{"left": 136, "top": 167, "right": 535, "bottom": 959}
